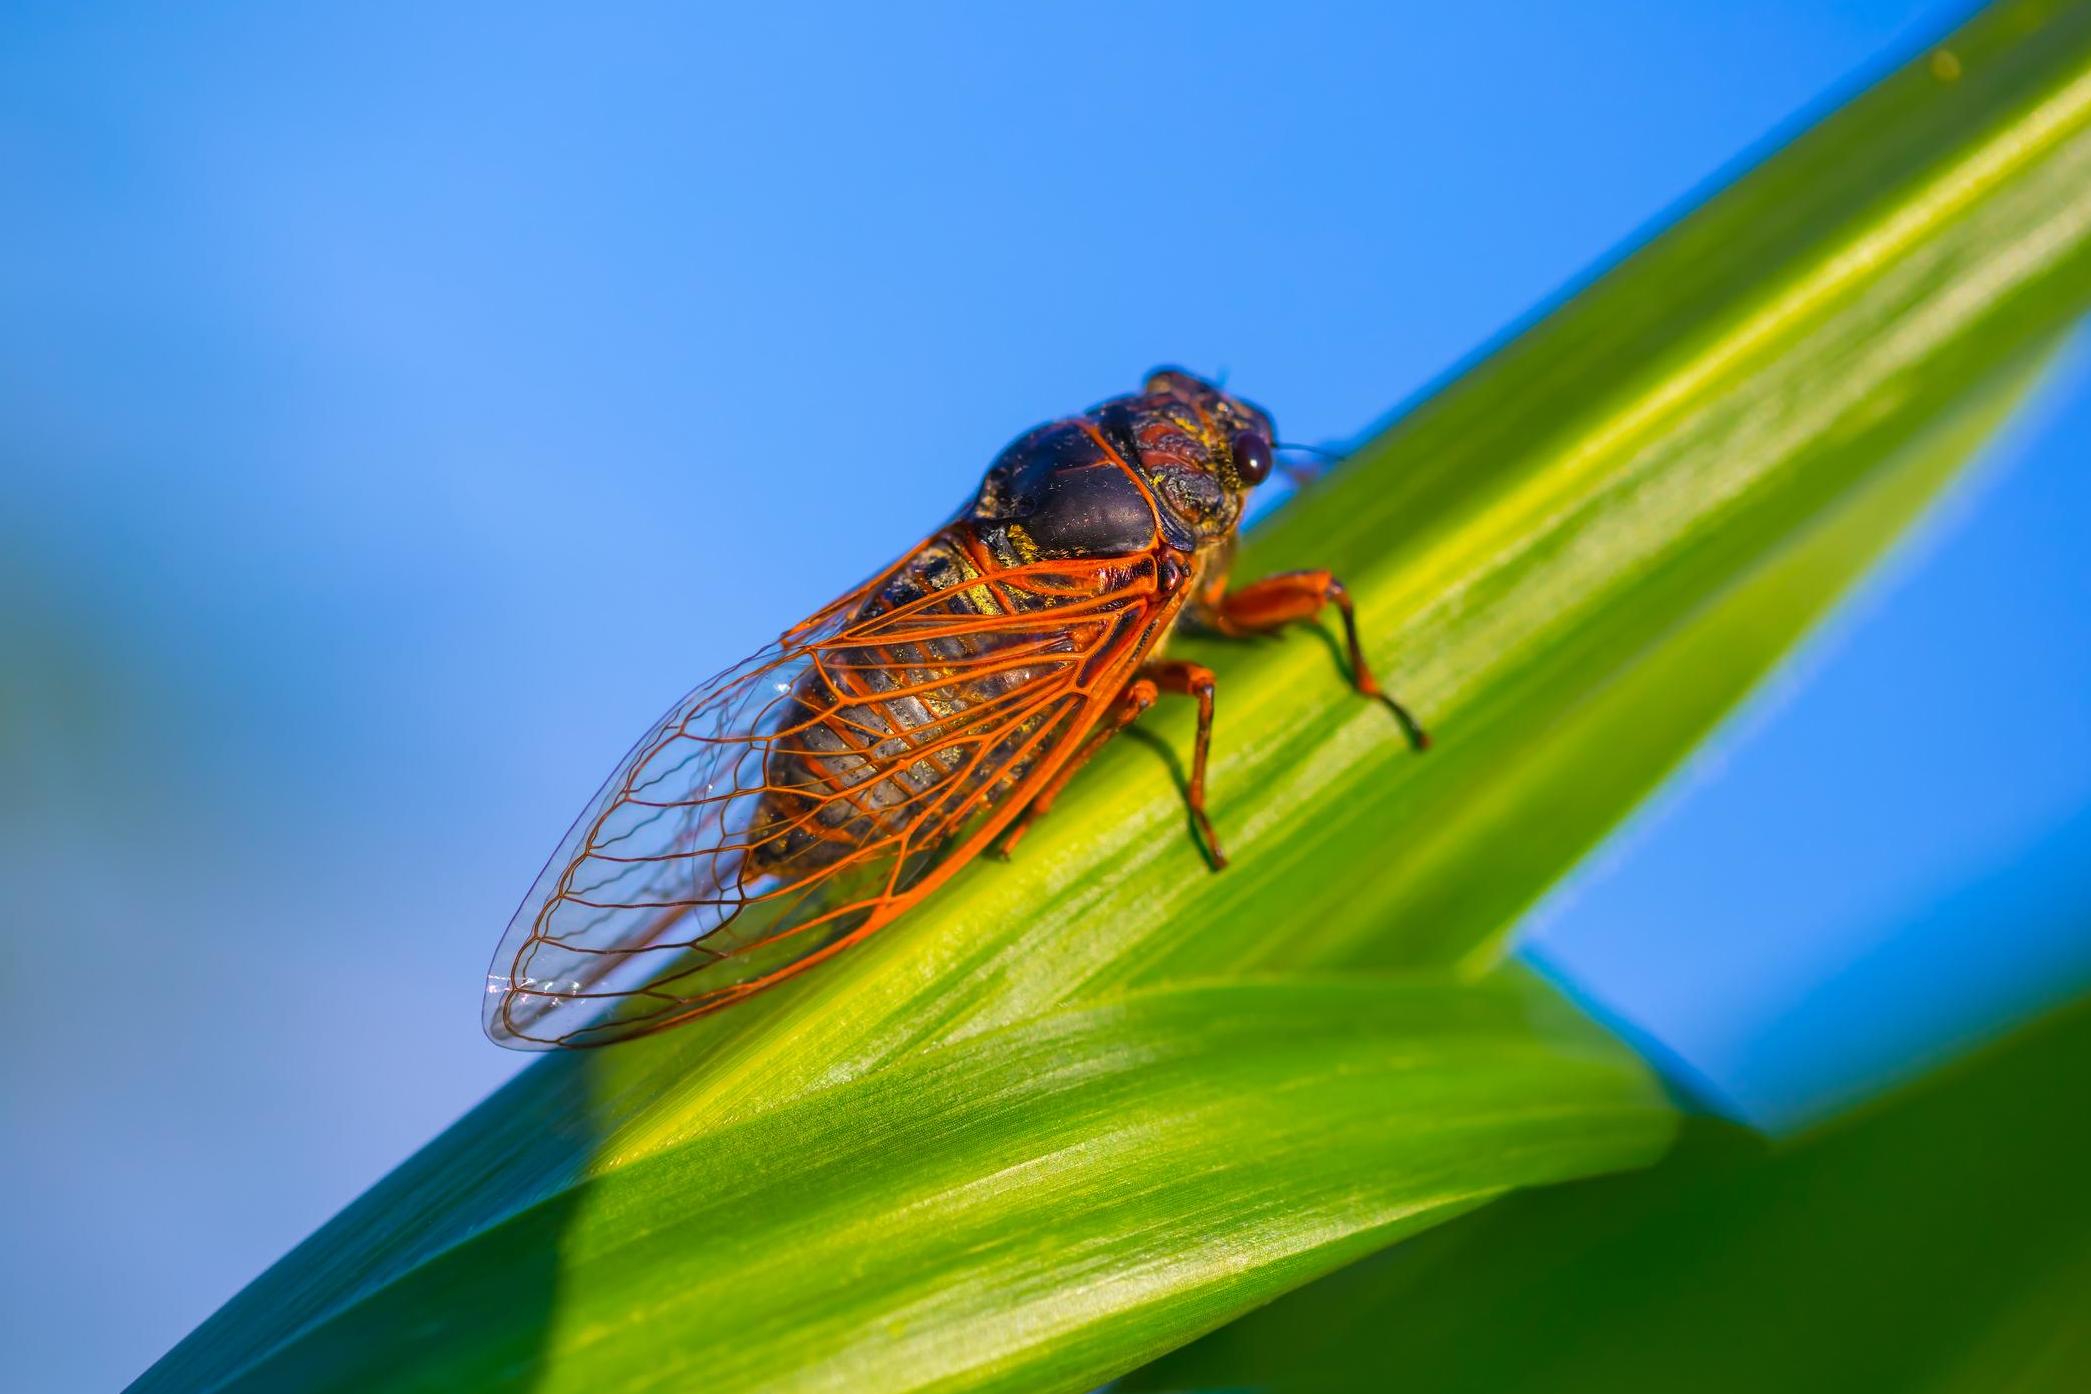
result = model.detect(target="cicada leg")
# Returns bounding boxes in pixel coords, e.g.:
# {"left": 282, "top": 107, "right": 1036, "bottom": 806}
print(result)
{"left": 1139, "top": 659, "right": 1225, "bottom": 870}
{"left": 1210, "top": 569, "right": 1430, "bottom": 751}
{"left": 994, "top": 659, "right": 1230, "bottom": 870}
{"left": 997, "top": 571, "right": 1422, "bottom": 874}
{"left": 992, "top": 676, "right": 1157, "bottom": 863}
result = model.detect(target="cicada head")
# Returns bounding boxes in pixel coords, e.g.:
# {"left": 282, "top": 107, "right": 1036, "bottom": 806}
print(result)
{"left": 1101, "top": 367, "right": 1278, "bottom": 550}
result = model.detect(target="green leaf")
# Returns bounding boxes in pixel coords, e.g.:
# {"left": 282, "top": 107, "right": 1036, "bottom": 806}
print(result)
{"left": 135, "top": 1, "right": 2091, "bottom": 1390}
{"left": 179, "top": 978, "right": 1674, "bottom": 1394}
{"left": 1125, "top": 986, "right": 2091, "bottom": 1394}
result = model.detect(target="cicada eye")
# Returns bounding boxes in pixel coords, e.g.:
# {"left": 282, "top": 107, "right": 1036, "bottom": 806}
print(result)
{"left": 1231, "top": 430, "right": 1274, "bottom": 486}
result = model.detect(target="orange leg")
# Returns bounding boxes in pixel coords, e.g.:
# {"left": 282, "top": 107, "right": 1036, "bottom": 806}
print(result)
{"left": 1211, "top": 569, "right": 1430, "bottom": 751}
{"left": 992, "top": 676, "right": 1157, "bottom": 862}
{"left": 993, "top": 659, "right": 1230, "bottom": 870}
{"left": 1141, "top": 659, "right": 1225, "bottom": 869}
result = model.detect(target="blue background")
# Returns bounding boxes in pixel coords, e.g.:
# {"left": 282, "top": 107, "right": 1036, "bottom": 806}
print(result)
{"left": 4, "top": 4, "right": 2088, "bottom": 1389}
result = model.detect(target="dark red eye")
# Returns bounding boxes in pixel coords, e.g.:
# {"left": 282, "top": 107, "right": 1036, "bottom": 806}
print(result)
{"left": 1231, "top": 430, "right": 1273, "bottom": 486}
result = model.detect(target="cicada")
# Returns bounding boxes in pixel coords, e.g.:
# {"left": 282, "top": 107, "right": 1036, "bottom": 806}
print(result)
{"left": 484, "top": 368, "right": 1427, "bottom": 1048}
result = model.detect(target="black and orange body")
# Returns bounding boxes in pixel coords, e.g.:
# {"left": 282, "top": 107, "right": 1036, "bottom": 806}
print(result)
{"left": 485, "top": 369, "right": 1424, "bottom": 1048}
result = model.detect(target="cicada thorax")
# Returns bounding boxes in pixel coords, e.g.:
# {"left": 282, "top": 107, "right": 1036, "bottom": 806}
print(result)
{"left": 743, "top": 421, "right": 1170, "bottom": 886}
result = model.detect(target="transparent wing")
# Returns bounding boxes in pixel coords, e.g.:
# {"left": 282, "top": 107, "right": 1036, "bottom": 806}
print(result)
{"left": 484, "top": 549, "right": 1162, "bottom": 1049}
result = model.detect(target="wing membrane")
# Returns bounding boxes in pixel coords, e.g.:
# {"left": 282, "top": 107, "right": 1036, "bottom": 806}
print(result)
{"left": 485, "top": 550, "right": 1163, "bottom": 1048}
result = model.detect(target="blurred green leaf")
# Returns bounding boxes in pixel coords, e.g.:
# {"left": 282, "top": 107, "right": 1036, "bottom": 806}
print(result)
{"left": 134, "top": 2, "right": 2091, "bottom": 1391}
{"left": 1127, "top": 988, "right": 2091, "bottom": 1394}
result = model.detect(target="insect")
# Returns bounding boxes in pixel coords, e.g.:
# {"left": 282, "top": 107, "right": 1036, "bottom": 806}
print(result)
{"left": 484, "top": 368, "right": 1427, "bottom": 1049}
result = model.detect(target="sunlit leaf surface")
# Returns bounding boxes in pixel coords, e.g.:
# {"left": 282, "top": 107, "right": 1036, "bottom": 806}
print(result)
{"left": 196, "top": 978, "right": 1673, "bottom": 1394}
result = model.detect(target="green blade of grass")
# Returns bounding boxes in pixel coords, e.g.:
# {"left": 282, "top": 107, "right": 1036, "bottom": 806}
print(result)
{"left": 135, "top": 2, "right": 2091, "bottom": 1391}
{"left": 166, "top": 978, "right": 1675, "bottom": 1394}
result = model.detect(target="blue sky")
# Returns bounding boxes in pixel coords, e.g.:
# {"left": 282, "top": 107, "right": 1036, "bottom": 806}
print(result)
{"left": 4, "top": 3, "right": 2087, "bottom": 1389}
